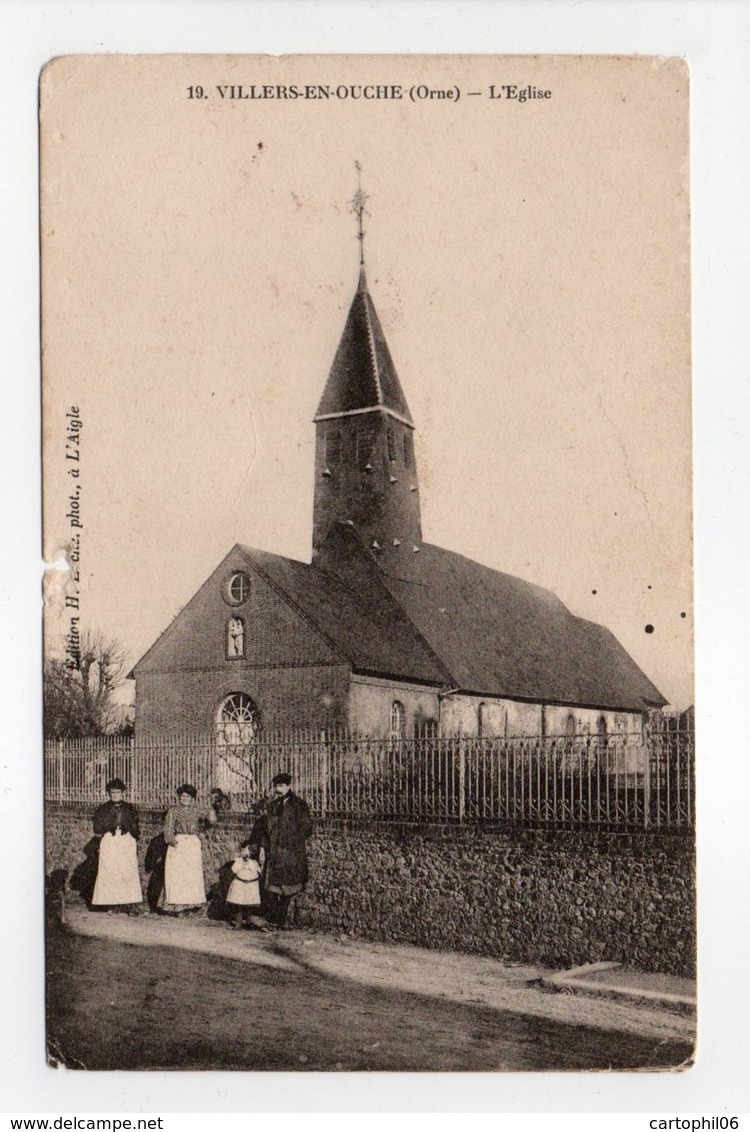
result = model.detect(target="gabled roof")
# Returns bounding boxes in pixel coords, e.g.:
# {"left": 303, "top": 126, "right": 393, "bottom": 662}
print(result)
{"left": 131, "top": 525, "right": 666, "bottom": 713}
{"left": 314, "top": 269, "right": 414, "bottom": 426}
{"left": 238, "top": 531, "right": 449, "bottom": 687}
{"left": 377, "top": 541, "right": 667, "bottom": 712}
{"left": 263, "top": 525, "right": 665, "bottom": 712}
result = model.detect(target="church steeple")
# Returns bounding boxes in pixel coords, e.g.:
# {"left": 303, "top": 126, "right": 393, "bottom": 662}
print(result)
{"left": 312, "top": 171, "right": 422, "bottom": 559}
{"left": 313, "top": 265, "right": 414, "bottom": 426}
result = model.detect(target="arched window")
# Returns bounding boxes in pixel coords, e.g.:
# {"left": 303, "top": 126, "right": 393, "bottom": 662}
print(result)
{"left": 387, "top": 427, "right": 396, "bottom": 462}
{"left": 562, "top": 712, "right": 577, "bottom": 765}
{"left": 390, "top": 700, "right": 406, "bottom": 742}
{"left": 216, "top": 692, "right": 258, "bottom": 746}
{"left": 403, "top": 432, "right": 414, "bottom": 468}
{"left": 226, "top": 616, "right": 245, "bottom": 659}
{"left": 596, "top": 715, "right": 608, "bottom": 757}
{"left": 477, "top": 702, "right": 487, "bottom": 739}
{"left": 215, "top": 693, "right": 259, "bottom": 797}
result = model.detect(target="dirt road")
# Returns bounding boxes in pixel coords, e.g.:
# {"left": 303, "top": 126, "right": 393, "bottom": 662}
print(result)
{"left": 46, "top": 909, "right": 694, "bottom": 1072}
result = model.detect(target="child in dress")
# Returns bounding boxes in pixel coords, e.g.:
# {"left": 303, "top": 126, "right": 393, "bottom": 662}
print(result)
{"left": 226, "top": 841, "right": 265, "bottom": 930}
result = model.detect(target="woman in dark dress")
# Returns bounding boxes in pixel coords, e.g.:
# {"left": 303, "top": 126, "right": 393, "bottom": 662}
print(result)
{"left": 91, "top": 778, "right": 143, "bottom": 909}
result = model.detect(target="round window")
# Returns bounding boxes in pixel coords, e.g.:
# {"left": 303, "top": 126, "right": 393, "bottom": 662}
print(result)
{"left": 223, "top": 570, "right": 251, "bottom": 606}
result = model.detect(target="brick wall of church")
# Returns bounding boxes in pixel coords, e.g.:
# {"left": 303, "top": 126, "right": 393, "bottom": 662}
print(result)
{"left": 134, "top": 545, "right": 354, "bottom": 735}
{"left": 135, "top": 663, "right": 351, "bottom": 734}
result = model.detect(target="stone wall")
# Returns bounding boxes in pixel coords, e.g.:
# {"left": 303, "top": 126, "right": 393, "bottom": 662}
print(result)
{"left": 45, "top": 805, "right": 695, "bottom": 978}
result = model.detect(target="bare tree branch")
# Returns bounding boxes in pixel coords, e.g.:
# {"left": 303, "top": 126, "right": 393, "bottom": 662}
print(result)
{"left": 44, "top": 628, "right": 131, "bottom": 737}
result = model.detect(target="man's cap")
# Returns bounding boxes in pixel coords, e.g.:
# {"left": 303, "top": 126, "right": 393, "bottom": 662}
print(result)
{"left": 106, "top": 778, "right": 127, "bottom": 792}
{"left": 272, "top": 772, "right": 292, "bottom": 786}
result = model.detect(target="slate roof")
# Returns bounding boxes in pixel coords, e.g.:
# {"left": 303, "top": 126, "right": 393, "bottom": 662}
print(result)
{"left": 237, "top": 532, "right": 450, "bottom": 687}
{"left": 261, "top": 525, "right": 666, "bottom": 713}
{"left": 314, "top": 268, "right": 414, "bottom": 425}
{"left": 376, "top": 541, "right": 667, "bottom": 712}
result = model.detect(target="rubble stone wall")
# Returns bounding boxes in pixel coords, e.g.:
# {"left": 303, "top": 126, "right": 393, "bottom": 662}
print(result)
{"left": 45, "top": 806, "right": 695, "bottom": 977}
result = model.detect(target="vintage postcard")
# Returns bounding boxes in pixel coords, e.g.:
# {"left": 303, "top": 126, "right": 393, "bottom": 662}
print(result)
{"left": 41, "top": 54, "right": 694, "bottom": 1071}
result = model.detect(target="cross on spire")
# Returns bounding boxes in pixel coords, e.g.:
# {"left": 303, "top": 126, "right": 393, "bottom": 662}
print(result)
{"left": 349, "top": 160, "right": 370, "bottom": 267}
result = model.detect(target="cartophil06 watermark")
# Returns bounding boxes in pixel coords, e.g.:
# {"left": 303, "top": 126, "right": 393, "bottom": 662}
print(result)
{"left": 649, "top": 1120, "right": 740, "bottom": 1130}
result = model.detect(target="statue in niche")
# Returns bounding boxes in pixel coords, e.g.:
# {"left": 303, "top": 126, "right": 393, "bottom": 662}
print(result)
{"left": 227, "top": 616, "right": 244, "bottom": 658}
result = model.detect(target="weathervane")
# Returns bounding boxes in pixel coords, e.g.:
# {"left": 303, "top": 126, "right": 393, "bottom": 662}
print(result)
{"left": 349, "top": 160, "right": 370, "bottom": 267}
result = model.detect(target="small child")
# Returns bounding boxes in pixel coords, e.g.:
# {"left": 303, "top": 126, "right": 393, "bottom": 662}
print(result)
{"left": 226, "top": 841, "right": 264, "bottom": 930}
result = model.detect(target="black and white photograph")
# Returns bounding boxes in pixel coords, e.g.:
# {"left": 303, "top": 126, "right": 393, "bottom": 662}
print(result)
{"left": 40, "top": 53, "right": 694, "bottom": 1073}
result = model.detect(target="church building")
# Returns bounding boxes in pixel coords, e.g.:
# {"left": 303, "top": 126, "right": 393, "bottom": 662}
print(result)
{"left": 131, "top": 217, "right": 666, "bottom": 744}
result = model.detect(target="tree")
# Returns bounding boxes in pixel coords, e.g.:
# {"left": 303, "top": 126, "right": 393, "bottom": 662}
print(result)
{"left": 44, "top": 629, "right": 131, "bottom": 738}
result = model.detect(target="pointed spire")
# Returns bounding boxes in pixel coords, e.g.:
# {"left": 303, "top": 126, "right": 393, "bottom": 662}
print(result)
{"left": 314, "top": 279, "right": 414, "bottom": 425}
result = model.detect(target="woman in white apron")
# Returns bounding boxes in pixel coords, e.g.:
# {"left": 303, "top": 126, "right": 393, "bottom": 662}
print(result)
{"left": 161, "top": 784, "right": 217, "bottom": 914}
{"left": 91, "top": 778, "right": 143, "bottom": 910}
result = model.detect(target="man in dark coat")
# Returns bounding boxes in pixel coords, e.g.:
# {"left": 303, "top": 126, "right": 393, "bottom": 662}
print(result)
{"left": 253, "top": 772, "right": 313, "bottom": 928}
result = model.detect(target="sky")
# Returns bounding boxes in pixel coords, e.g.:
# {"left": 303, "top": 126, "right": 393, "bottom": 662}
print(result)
{"left": 41, "top": 54, "right": 693, "bottom": 710}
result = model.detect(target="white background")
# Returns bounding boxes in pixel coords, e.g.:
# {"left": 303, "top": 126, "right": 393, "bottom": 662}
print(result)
{"left": 1, "top": 0, "right": 748, "bottom": 1118}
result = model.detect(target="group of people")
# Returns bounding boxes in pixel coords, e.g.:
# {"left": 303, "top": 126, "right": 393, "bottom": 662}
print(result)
{"left": 89, "top": 772, "right": 313, "bottom": 930}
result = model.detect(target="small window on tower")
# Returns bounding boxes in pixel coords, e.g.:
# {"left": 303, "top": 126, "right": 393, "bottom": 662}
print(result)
{"left": 357, "top": 428, "right": 375, "bottom": 470}
{"left": 326, "top": 428, "right": 341, "bottom": 466}
{"left": 387, "top": 427, "right": 396, "bottom": 462}
{"left": 403, "top": 432, "right": 414, "bottom": 468}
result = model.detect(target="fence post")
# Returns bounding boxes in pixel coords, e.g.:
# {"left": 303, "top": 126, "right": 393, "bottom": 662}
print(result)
{"left": 57, "top": 738, "right": 64, "bottom": 804}
{"left": 458, "top": 739, "right": 466, "bottom": 823}
{"left": 643, "top": 731, "right": 651, "bottom": 830}
{"left": 129, "top": 736, "right": 137, "bottom": 802}
{"left": 319, "top": 731, "right": 328, "bottom": 819}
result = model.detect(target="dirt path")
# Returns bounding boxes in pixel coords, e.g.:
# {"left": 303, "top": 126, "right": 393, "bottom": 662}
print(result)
{"left": 46, "top": 909, "right": 695, "bottom": 1072}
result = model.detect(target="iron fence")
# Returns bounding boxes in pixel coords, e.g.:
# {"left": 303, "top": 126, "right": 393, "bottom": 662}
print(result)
{"left": 44, "top": 720, "right": 694, "bottom": 830}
